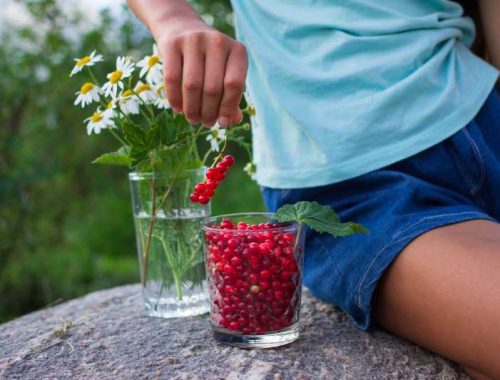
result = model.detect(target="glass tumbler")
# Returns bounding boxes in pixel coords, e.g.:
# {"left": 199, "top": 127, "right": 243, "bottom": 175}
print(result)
{"left": 202, "top": 213, "right": 305, "bottom": 348}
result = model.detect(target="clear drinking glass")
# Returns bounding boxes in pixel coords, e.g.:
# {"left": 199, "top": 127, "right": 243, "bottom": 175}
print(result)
{"left": 129, "top": 169, "right": 210, "bottom": 318}
{"left": 202, "top": 213, "right": 305, "bottom": 348}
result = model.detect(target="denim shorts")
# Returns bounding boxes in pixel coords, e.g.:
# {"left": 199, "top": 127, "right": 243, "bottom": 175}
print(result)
{"left": 261, "top": 88, "right": 500, "bottom": 330}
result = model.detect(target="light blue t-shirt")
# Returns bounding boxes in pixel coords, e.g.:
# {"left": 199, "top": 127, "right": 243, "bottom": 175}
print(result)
{"left": 230, "top": 0, "right": 499, "bottom": 188}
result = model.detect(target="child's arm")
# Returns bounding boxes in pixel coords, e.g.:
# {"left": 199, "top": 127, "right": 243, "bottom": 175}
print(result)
{"left": 127, "top": 0, "right": 248, "bottom": 127}
{"left": 479, "top": 0, "right": 500, "bottom": 70}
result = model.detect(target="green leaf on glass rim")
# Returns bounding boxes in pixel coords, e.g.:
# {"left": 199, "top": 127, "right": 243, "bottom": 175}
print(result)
{"left": 92, "top": 147, "right": 131, "bottom": 166}
{"left": 275, "top": 201, "right": 369, "bottom": 237}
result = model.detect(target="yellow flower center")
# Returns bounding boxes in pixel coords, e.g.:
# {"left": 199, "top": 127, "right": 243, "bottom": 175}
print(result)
{"left": 156, "top": 85, "right": 165, "bottom": 96}
{"left": 148, "top": 55, "right": 160, "bottom": 67}
{"left": 122, "top": 89, "right": 133, "bottom": 98}
{"left": 91, "top": 112, "right": 103, "bottom": 123}
{"left": 109, "top": 70, "right": 123, "bottom": 84}
{"left": 106, "top": 101, "right": 114, "bottom": 109}
{"left": 80, "top": 82, "right": 94, "bottom": 94}
{"left": 136, "top": 84, "right": 151, "bottom": 93}
{"left": 76, "top": 56, "right": 91, "bottom": 67}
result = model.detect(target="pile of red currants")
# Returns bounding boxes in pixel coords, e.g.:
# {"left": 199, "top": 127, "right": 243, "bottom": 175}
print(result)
{"left": 204, "top": 218, "right": 302, "bottom": 335}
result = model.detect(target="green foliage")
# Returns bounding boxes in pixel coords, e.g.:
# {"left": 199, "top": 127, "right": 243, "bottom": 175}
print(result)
{"left": 0, "top": 0, "right": 264, "bottom": 323}
{"left": 275, "top": 201, "right": 368, "bottom": 237}
{"left": 93, "top": 147, "right": 132, "bottom": 166}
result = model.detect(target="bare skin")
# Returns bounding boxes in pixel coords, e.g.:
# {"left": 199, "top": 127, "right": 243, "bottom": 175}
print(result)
{"left": 127, "top": 0, "right": 248, "bottom": 128}
{"left": 479, "top": 0, "right": 500, "bottom": 69}
{"left": 373, "top": 220, "right": 500, "bottom": 379}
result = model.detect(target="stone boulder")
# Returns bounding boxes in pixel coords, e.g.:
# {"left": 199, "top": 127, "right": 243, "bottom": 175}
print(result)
{"left": 0, "top": 284, "right": 468, "bottom": 379}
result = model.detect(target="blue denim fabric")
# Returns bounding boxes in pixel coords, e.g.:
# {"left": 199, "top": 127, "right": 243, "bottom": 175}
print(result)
{"left": 261, "top": 89, "right": 500, "bottom": 330}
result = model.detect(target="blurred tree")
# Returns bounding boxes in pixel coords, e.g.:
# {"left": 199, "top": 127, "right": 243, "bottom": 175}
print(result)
{"left": 0, "top": 0, "right": 264, "bottom": 322}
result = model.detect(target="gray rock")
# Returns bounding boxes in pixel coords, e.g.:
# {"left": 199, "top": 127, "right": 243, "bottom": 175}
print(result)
{"left": 0, "top": 285, "right": 468, "bottom": 380}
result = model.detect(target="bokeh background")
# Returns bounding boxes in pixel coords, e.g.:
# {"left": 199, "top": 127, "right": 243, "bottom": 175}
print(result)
{"left": 0, "top": 0, "right": 265, "bottom": 323}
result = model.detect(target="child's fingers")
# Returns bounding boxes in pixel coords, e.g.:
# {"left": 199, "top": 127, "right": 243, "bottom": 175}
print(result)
{"left": 162, "top": 42, "right": 183, "bottom": 113}
{"left": 232, "top": 109, "right": 243, "bottom": 125}
{"left": 181, "top": 35, "right": 205, "bottom": 125}
{"left": 201, "top": 34, "right": 229, "bottom": 127}
{"left": 218, "top": 43, "right": 248, "bottom": 127}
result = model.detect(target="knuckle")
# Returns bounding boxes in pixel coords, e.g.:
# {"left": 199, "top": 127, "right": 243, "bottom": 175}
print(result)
{"left": 164, "top": 70, "right": 180, "bottom": 85}
{"left": 158, "top": 35, "right": 181, "bottom": 52}
{"left": 224, "top": 78, "right": 245, "bottom": 92}
{"left": 182, "top": 31, "right": 203, "bottom": 46}
{"left": 210, "top": 32, "right": 228, "bottom": 49}
{"left": 203, "top": 83, "right": 221, "bottom": 97}
{"left": 183, "top": 80, "right": 202, "bottom": 92}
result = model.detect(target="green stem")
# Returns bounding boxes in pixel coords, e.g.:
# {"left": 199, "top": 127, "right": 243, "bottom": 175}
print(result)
{"left": 140, "top": 178, "right": 157, "bottom": 286}
{"left": 168, "top": 123, "right": 246, "bottom": 148}
{"left": 86, "top": 67, "right": 100, "bottom": 86}
{"left": 141, "top": 167, "right": 183, "bottom": 290}
{"left": 173, "top": 271, "right": 183, "bottom": 301}
{"left": 107, "top": 127, "right": 127, "bottom": 146}
{"left": 156, "top": 232, "right": 184, "bottom": 301}
{"left": 130, "top": 88, "right": 156, "bottom": 120}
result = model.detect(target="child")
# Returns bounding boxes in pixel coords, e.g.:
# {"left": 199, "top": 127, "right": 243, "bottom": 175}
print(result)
{"left": 128, "top": 1, "right": 500, "bottom": 378}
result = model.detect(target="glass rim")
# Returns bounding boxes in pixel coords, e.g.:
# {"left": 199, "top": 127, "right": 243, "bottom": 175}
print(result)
{"left": 128, "top": 167, "right": 206, "bottom": 180}
{"left": 202, "top": 212, "right": 300, "bottom": 234}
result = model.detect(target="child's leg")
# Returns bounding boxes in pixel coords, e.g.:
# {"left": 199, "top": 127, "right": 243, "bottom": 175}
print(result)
{"left": 373, "top": 219, "right": 500, "bottom": 379}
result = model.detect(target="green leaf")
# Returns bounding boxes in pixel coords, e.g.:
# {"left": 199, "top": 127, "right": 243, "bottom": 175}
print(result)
{"left": 275, "top": 201, "right": 368, "bottom": 238}
{"left": 92, "top": 147, "right": 132, "bottom": 166}
{"left": 122, "top": 122, "right": 148, "bottom": 150}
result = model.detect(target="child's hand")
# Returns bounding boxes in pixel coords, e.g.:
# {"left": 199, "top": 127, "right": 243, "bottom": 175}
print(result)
{"left": 128, "top": 0, "right": 248, "bottom": 128}
{"left": 154, "top": 18, "right": 248, "bottom": 128}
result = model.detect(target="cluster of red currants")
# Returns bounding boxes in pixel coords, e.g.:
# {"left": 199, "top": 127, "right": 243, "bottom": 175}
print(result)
{"left": 204, "top": 219, "right": 301, "bottom": 335}
{"left": 190, "top": 155, "right": 235, "bottom": 205}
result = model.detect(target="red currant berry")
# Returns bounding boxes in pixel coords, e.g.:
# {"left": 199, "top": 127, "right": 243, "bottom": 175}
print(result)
{"left": 205, "top": 179, "right": 218, "bottom": 190}
{"left": 259, "top": 270, "right": 271, "bottom": 280}
{"left": 230, "top": 256, "right": 242, "bottom": 266}
{"left": 194, "top": 183, "right": 206, "bottom": 194}
{"left": 220, "top": 219, "right": 234, "bottom": 229}
{"left": 222, "top": 155, "right": 235, "bottom": 167}
{"left": 227, "top": 238, "right": 238, "bottom": 248}
{"left": 228, "top": 321, "right": 240, "bottom": 331}
{"left": 259, "top": 281, "right": 271, "bottom": 290}
{"left": 216, "top": 162, "right": 228, "bottom": 173}
{"left": 198, "top": 195, "right": 209, "bottom": 204}
{"left": 206, "top": 168, "right": 219, "bottom": 180}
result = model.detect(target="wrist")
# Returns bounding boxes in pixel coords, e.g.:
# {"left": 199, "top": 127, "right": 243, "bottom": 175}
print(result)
{"left": 147, "top": 4, "right": 206, "bottom": 40}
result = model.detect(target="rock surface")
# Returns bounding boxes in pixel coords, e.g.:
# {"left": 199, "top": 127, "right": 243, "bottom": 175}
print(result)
{"left": 0, "top": 285, "right": 468, "bottom": 380}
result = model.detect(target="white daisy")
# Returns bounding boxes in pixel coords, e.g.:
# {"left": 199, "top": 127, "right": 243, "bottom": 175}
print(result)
{"left": 101, "top": 57, "right": 135, "bottom": 98}
{"left": 134, "top": 81, "right": 157, "bottom": 104}
{"left": 153, "top": 84, "right": 171, "bottom": 109}
{"left": 85, "top": 108, "right": 116, "bottom": 135}
{"left": 206, "top": 122, "right": 227, "bottom": 152}
{"left": 118, "top": 89, "right": 140, "bottom": 115}
{"left": 74, "top": 82, "right": 100, "bottom": 108}
{"left": 70, "top": 51, "right": 103, "bottom": 76}
{"left": 137, "top": 44, "right": 163, "bottom": 85}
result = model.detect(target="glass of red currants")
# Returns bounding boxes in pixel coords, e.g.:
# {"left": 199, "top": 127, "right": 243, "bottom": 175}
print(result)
{"left": 202, "top": 213, "right": 305, "bottom": 348}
